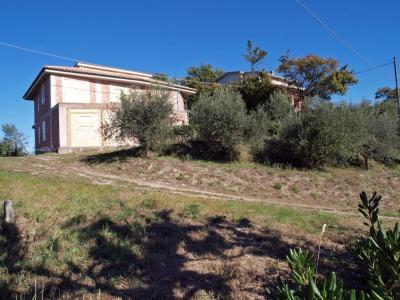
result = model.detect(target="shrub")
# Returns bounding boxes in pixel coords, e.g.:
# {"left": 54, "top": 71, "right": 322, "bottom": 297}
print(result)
{"left": 172, "top": 124, "right": 195, "bottom": 143}
{"left": 246, "top": 92, "right": 294, "bottom": 156}
{"left": 190, "top": 87, "right": 249, "bottom": 161}
{"left": 104, "top": 87, "right": 174, "bottom": 156}
{"left": 275, "top": 248, "right": 369, "bottom": 299}
{"left": 238, "top": 72, "right": 276, "bottom": 111}
{"left": 351, "top": 192, "right": 400, "bottom": 298}
{"left": 353, "top": 102, "right": 400, "bottom": 169}
{"left": 275, "top": 191, "right": 399, "bottom": 299}
{"left": 181, "top": 203, "right": 201, "bottom": 219}
{"left": 246, "top": 107, "right": 270, "bottom": 155}
{"left": 260, "top": 100, "right": 400, "bottom": 168}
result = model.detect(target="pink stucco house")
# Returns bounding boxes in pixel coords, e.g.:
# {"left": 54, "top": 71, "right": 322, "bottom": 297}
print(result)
{"left": 23, "top": 63, "right": 196, "bottom": 154}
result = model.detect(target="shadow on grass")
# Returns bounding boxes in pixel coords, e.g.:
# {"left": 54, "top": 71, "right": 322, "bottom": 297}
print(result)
{"left": 164, "top": 141, "right": 240, "bottom": 163}
{"left": 2, "top": 207, "right": 365, "bottom": 298}
{"left": 81, "top": 147, "right": 143, "bottom": 165}
{"left": 0, "top": 221, "right": 25, "bottom": 297}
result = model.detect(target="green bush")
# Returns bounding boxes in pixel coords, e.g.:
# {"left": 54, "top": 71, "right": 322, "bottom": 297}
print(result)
{"left": 275, "top": 248, "right": 369, "bottom": 299}
{"left": 190, "top": 87, "right": 249, "bottom": 161}
{"left": 260, "top": 100, "right": 400, "bottom": 168}
{"left": 172, "top": 124, "right": 195, "bottom": 143}
{"left": 275, "top": 191, "right": 399, "bottom": 299}
{"left": 351, "top": 192, "right": 400, "bottom": 299}
{"left": 104, "top": 87, "right": 174, "bottom": 156}
{"left": 238, "top": 72, "right": 276, "bottom": 111}
{"left": 181, "top": 203, "right": 201, "bottom": 219}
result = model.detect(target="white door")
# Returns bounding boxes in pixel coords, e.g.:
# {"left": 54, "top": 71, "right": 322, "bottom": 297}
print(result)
{"left": 70, "top": 111, "right": 101, "bottom": 147}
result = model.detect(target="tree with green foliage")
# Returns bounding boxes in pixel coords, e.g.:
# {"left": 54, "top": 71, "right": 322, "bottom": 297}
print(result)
{"left": 104, "top": 88, "right": 174, "bottom": 156}
{"left": 247, "top": 92, "right": 295, "bottom": 157}
{"left": 375, "top": 86, "right": 397, "bottom": 102}
{"left": 190, "top": 87, "right": 248, "bottom": 160}
{"left": 183, "top": 64, "right": 225, "bottom": 108}
{"left": 152, "top": 73, "right": 169, "bottom": 82}
{"left": 263, "top": 100, "right": 351, "bottom": 168}
{"left": 261, "top": 99, "right": 399, "bottom": 168}
{"left": 277, "top": 54, "right": 358, "bottom": 100}
{"left": 242, "top": 40, "right": 267, "bottom": 72}
{"left": 238, "top": 72, "right": 276, "bottom": 111}
{"left": 352, "top": 102, "right": 400, "bottom": 169}
{"left": 0, "top": 124, "right": 28, "bottom": 156}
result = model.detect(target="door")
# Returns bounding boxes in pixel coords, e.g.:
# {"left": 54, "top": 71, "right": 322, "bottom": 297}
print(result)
{"left": 70, "top": 111, "right": 101, "bottom": 147}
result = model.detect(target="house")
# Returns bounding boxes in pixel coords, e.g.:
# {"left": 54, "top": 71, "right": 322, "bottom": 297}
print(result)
{"left": 217, "top": 71, "right": 302, "bottom": 109}
{"left": 23, "top": 63, "right": 196, "bottom": 154}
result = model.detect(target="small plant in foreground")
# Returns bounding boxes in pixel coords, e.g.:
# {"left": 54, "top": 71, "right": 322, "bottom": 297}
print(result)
{"left": 275, "top": 191, "right": 400, "bottom": 299}
{"left": 181, "top": 203, "right": 201, "bottom": 219}
{"left": 273, "top": 183, "right": 283, "bottom": 190}
{"left": 275, "top": 248, "right": 368, "bottom": 299}
{"left": 350, "top": 192, "right": 400, "bottom": 299}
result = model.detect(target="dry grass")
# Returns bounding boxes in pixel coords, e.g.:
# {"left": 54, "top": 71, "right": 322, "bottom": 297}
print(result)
{"left": 0, "top": 152, "right": 398, "bottom": 298}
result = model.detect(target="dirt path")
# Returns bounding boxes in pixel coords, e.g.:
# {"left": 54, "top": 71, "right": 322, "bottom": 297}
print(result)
{"left": 64, "top": 165, "right": 399, "bottom": 220}
{"left": 13, "top": 156, "right": 399, "bottom": 220}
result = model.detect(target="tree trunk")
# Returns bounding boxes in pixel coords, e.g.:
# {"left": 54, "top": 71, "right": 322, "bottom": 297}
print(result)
{"left": 363, "top": 156, "right": 369, "bottom": 170}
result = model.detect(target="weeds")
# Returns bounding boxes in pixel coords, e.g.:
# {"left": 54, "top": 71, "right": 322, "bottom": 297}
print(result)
{"left": 181, "top": 203, "right": 201, "bottom": 219}
{"left": 273, "top": 182, "right": 283, "bottom": 190}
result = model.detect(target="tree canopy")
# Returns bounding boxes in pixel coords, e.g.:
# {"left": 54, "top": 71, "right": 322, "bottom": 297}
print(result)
{"left": 375, "top": 86, "right": 397, "bottom": 102}
{"left": 242, "top": 40, "right": 267, "bottom": 72}
{"left": 104, "top": 88, "right": 174, "bottom": 156}
{"left": 277, "top": 54, "right": 358, "bottom": 100}
{"left": 238, "top": 72, "right": 276, "bottom": 111}
{"left": 0, "top": 123, "right": 28, "bottom": 156}
{"left": 182, "top": 64, "right": 225, "bottom": 108}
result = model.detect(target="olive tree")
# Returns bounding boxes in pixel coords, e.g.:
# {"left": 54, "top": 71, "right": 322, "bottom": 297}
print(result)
{"left": 190, "top": 87, "right": 248, "bottom": 160}
{"left": 104, "top": 88, "right": 174, "bottom": 156}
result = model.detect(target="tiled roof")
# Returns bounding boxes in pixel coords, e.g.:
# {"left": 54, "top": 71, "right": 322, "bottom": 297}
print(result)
{"left": 44, "top": 65, "right": 154, "bottom": 82}
{"left": 23, "top": 63, "right": 196, "bottom": 100}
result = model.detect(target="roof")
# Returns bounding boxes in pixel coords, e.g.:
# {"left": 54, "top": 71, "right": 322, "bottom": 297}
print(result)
{"left": 217, "top": 71, "right": 300, "bottom": 89}
{"left": 23, "top": 62, "right": 196, "bottom": 100}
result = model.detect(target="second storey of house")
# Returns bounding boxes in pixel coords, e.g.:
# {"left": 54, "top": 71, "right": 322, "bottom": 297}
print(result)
{"left": 24, "top": 63, "right": 196, "bottom": 126}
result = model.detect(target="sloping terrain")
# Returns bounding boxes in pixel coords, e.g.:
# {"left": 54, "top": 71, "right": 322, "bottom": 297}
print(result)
{"left": 0, "top": 152, "right": 398, "bottom": 299}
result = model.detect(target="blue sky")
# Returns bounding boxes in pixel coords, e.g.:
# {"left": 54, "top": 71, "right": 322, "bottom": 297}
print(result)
{"left": 1, "top": 0, "right": 399, "bottom": 149}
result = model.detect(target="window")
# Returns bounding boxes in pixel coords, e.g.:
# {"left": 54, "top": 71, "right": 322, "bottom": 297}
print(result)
{"left": 40, "top": 84, "right": 46, "bottom": 105}
{"left": 42, "top": 120, "right": 46, "bottom": 142}
{"left": 37, "top": 126, "right": 40, "bottom": 143}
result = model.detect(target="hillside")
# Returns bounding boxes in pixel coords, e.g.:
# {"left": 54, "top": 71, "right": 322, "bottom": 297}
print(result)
{"left": 0, "top": 152, "right": 399, "bottom": 299}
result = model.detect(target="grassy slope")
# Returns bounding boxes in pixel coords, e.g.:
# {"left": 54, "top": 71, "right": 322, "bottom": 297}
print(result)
{"left": 0, "top": 154, "right": 398, "bottom": 298}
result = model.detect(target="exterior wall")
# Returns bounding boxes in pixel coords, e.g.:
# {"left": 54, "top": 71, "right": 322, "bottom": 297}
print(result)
{"left": 218, "top": 73, "right": 241, "bottom": 84}
{"left": 57, "top": 102, "right": 134, "bottom": 151}
{"left": 34, "top": 74, "right": 189, "bottom": 153}
{"left": 34, "top": 77, "right": 56, "bottom": 153}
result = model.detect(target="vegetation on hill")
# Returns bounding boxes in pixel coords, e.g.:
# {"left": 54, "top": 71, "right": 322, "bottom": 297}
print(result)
{"left": 104, "top": 87, "right": 174, "bottom": 156}
{"left": 0, "top": 123, "right": 28, "bottom": 156}
{"left": 277, "top": 54, "right": 358, "bottom": 100}
{"left": 274, "top": 191, "right": 400, "bottom": 299}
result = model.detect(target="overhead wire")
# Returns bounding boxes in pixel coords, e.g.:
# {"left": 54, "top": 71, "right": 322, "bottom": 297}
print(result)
{"left": 294, "top": 0, "right": 373, "bottom": 67}
{"left": 0, "top": 39, "right": 394, "bottom": 87}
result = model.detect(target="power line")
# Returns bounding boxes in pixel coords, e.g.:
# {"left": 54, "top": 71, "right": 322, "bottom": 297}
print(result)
{"left": 0, "top": 40, "right": 233, "bottom": 87}
{"left": 0, "top": 41, "right": 79, "bottom": 62}
{"left": 1, "top": 38, "right": 392, "bottom": 87}
{"left": 355, "top": 62, "right": 392, "bottom": 74}
{"left": 294, "top": 0, "right": 373, "bottom": 67}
